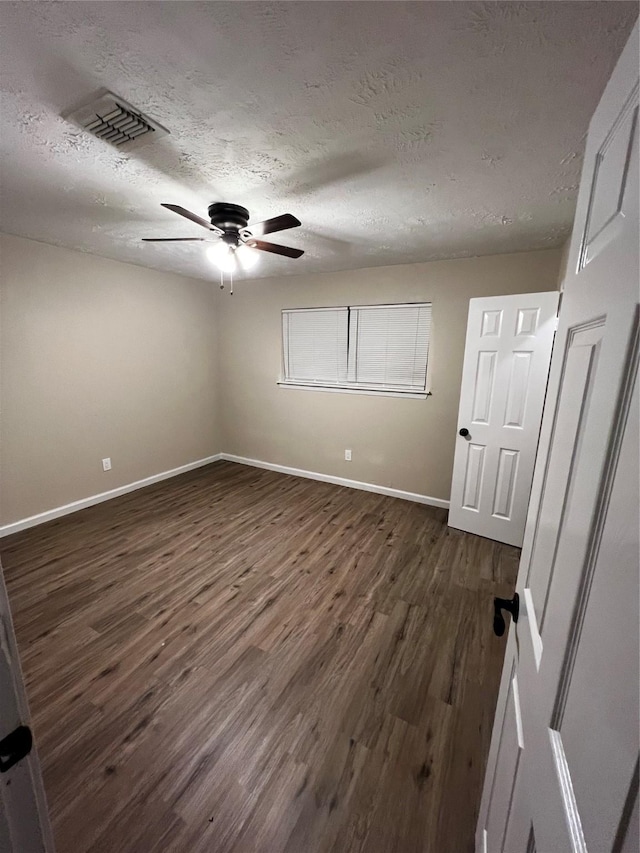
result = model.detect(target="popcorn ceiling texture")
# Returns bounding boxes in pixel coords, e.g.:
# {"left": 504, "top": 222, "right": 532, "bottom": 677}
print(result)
{"left": 0, "top": 1, "right": 636, "bottom": 281}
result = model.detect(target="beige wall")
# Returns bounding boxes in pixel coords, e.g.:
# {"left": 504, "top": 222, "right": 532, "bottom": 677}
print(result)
{"left": 557, "top": 239, "right": 572, "bottom": 291}
{"left": 0, "top": 233, "right": 219, "bottom": 525}
{"left": 217, "top": 248, "right": 563, "bottom": 501}
{"left": 0, "top": 237, "right": 562, "bottom": 527}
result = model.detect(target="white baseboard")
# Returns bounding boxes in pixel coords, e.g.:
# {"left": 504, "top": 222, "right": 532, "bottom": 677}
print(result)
{"left": 0, "top": 451, "right": 449, "bottom": 538}
{"left": 219, "top": 453, "right": 450, "bottom": 509}
{"left": 0, "top": 454, "right": 223, "bottom": 538}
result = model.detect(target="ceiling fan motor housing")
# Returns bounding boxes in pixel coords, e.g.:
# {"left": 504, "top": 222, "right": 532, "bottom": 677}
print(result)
{"left": 208, "top": 202, "right": 250, "bottom": 231}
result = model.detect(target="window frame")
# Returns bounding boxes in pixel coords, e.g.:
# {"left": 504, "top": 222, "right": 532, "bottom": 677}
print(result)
{"left": 279, "top": 301, "right": 432, "bottom": 399}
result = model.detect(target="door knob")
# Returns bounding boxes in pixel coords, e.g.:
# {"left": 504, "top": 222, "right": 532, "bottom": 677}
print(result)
{"left": 459, "top": 428, "right": 469, "bottom": 437}
{"left": 0, "top": 725, "right": 33, "bottom": 773}
{"left": 493, "top": 593, "right": 519, "bottom": 637}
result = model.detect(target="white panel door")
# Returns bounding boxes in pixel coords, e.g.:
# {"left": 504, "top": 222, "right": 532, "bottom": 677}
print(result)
{"left": 477, "top": 21, "right": 638, "bottom": 853}
{"left": 449, "top": 291, "right": 559, "bottom": 546}
{"left": 0, "top": 560, "right": 54, "bottom": 852}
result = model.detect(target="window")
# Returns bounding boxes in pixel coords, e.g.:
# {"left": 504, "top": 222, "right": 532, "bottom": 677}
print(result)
{"left": 281, "top": 303, "right": 431, "bottom": 397}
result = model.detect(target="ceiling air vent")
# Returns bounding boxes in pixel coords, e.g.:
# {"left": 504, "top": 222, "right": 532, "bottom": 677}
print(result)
{"left": 65, "top": 91, "right": 169, "bottom": 151}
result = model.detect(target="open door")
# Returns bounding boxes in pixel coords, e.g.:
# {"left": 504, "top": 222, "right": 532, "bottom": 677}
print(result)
{"left": 477, "top": 21, "right": 639, "bottom": 852}
{"left": 0, "top": 559, "right": 54, "bottom": 852}
{"left": 449, "top": 290, "right": 558, "bottom": 547}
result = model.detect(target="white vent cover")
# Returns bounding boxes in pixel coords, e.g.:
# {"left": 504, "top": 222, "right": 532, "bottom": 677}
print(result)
{"left": 65, "top": 91, "right": 169, "bottom": 151}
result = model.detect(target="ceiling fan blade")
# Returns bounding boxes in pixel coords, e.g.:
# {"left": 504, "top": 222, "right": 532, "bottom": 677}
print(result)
{"left": 142, "top": 237, "right": 206, "bottom": 242}
{"left": 161, "top": 203, "right": 222, "bottom": 234}
{"left": 244, "top": 213, "right": 301, "bottom": 237}
{"left": 247, "top": 239, "right": 304, "bottom": 259}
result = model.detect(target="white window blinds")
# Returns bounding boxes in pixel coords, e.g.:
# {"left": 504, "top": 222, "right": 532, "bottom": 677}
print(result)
{"left": 282, "top": 303, "right": 431, "bottom": 395}
{"left": 282, "top": 308, "right": 348, "bottom": 385}
{"left": 348, "top": 303, "right": 431, "bottom": 391}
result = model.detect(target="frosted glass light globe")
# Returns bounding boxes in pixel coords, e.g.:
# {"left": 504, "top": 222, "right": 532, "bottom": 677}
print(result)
{"left": 206, "top": 242, "right": 236, "bottom": 272}
{"left": 236, "top": 243, "right": 260, "bottom": 270}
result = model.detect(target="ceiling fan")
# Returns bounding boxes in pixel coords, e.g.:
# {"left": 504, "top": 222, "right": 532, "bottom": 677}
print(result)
{"left": 142, "top": 202, "right": 304, "bottom": 276}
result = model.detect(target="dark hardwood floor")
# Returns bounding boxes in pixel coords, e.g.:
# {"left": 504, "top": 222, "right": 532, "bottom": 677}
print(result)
{"left": 1, "top": 461, "right": 518, "bottom": 852}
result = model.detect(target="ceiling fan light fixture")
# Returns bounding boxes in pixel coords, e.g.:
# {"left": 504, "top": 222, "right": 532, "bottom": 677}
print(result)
{"left": 206, "top": 242, "right": 236, "bottom": 272}
{"left": 236, "top": 243, "right": 260, "bottom": 271}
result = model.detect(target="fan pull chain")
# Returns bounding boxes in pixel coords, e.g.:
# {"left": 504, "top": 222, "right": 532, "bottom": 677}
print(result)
{"left": 218, "top": 269, "right": 233, "bottom": 294}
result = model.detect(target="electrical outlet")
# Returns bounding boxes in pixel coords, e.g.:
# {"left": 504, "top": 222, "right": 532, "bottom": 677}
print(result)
{"left": 102, "top": 458, "right": 112, "bottom": 472}
{"left": 344, "top": 449, "right": 352, "bottom": 461}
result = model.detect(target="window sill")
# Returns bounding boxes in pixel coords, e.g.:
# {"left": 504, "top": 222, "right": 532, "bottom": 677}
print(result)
{"left": 277, "top": 382, "right": 431, "bottom": 400}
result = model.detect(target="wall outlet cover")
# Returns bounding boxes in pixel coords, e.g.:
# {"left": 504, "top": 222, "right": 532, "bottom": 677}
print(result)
{"left": 345, "top": 449, "right": 352, "bottom": 461}
{"left": 102, "top": 458, "right": 112, "bottom": 471}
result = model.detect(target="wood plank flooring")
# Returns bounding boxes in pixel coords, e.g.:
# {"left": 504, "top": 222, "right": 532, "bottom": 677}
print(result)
{"left": 1, "top": 461, "right": 519, "bottom": 852}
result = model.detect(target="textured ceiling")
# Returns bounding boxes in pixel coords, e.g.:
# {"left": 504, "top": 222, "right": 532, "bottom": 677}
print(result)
{"left": 0, "top": 1, "right": 636, "bottom": 281}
